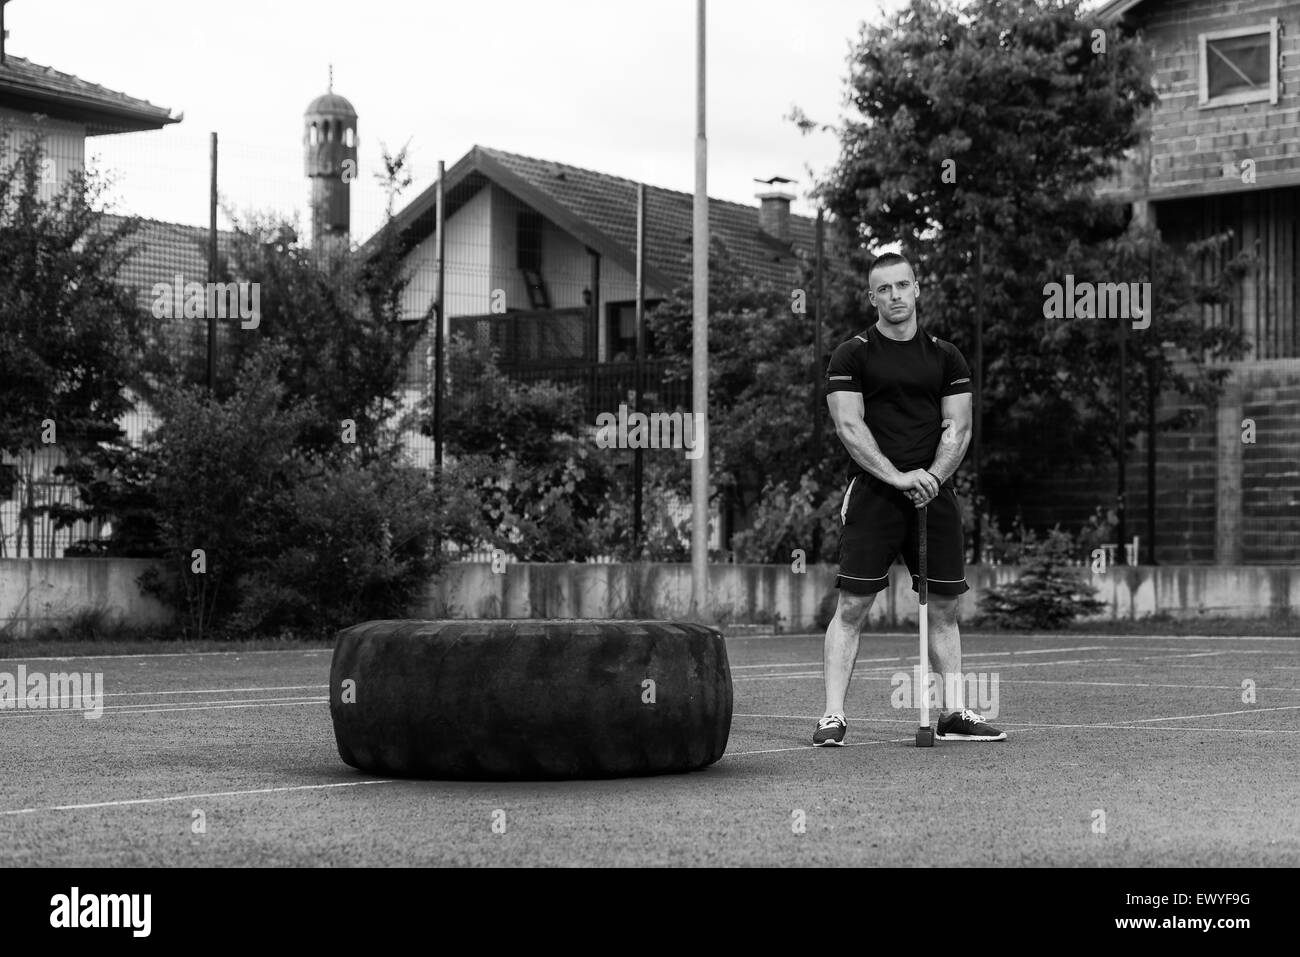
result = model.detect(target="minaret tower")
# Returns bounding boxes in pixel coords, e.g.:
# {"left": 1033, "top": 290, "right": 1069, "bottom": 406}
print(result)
{"left": 304, "top": 66, "right": 357, "bottom": 246}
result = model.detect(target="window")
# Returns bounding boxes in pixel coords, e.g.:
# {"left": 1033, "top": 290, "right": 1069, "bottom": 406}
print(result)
{"left": 516, "top": 209, "right": 543, "bottom": 271}
{"left": 606, "top": 300, "right": 660, "bottom": 361}
{"left": 1199, "top": 20, "right": 1278, "bottom": 107}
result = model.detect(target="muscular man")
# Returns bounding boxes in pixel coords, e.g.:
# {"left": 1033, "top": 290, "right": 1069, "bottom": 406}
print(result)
{"left": 814, "top": 251, "right": 1005, "bottom": 746}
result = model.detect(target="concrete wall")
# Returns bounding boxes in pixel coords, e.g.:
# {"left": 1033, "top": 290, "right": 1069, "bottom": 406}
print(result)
{"left": 4, "top": 559, "right": 1297, "bottom": 639}
{"left": 414, "top": 561, "right": 1300, "bottom": 630}
{"left": 0, "top": 559, "right": 172, "bottom": 638}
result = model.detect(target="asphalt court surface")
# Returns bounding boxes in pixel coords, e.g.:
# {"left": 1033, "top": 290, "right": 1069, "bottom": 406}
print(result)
{"left": 2, "top": 632, "right": 1296, "bottom": 866}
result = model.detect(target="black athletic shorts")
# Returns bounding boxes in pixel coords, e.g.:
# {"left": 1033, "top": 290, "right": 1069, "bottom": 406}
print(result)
{"left": 834, "top": 474, "right": 969, "bottom": 597}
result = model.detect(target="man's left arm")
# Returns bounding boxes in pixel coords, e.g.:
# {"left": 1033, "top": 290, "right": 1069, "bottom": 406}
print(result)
{"left": 927, "top": 391, "right": 972, "bottom": 484}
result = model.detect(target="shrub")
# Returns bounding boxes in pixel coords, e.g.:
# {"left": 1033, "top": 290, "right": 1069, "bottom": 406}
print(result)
{"left": 137, "top": 351, "right": 315, "bottom": 638}
{"left": 729, "top": 473, "right": 841, "bottom": 564}
{"left": 978, "top": 527, "right": 1106, "bottom": 629}
{"left": 230, "top": 457, "right": 446, "bottom": 639}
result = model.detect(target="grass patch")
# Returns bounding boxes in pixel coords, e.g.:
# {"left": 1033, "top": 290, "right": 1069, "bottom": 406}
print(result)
{"left": 1051, "top": 614, "right": 1300, "bottom": 637}
{"left": 0, "top": 636, "right": 330, "bottom": 659}
{"left": 0, "top": 607, "right": 333, "bottom": 659}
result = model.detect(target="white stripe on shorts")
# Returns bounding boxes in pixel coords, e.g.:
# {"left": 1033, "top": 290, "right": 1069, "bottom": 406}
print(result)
{"left": 840, "top": 476, "right": 857, "bottom": 524}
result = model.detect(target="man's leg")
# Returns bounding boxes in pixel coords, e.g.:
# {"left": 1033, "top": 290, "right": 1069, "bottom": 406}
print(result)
{"left": 823, "top": 590, "right": 876, "bottom": 717}
{"left": 816, "top": 474, "right": 904, "bottom": 746}
{"left": 926, "top": 595, "right": 964, "bottom": 712}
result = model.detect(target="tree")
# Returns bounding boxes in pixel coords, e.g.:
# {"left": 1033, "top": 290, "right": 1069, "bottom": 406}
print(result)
{"left": 978, "top": 527, "right": 1105, "bottom": 629}
{"left": 0, "top": 123, "right": 146, "bottom": 555}
{"left": 800, "top": 0, "right": 1247, "bottom": 524}
{"left": 647, "top": 238, "right": 874, "bottom": 554}
{"left": 432, "top": 333, "right": 617, "bottom": 562}
{"left": 135, "top": 347, "right": 451, "bottom": 639}
{"left": 136, "top": 350, "right": 316, "bottom": 637}
{"left": 216, "top": 209, "right": 427, "bottom": 463}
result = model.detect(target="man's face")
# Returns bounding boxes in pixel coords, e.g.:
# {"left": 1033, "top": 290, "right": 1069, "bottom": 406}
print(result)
{"left": 868, "top": 262, "right": 918, "bottom": 325}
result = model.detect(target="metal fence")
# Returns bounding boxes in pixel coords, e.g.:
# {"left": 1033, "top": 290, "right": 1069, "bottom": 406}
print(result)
{"left": 0, "top": 122, "right": 704, "bottom": 558}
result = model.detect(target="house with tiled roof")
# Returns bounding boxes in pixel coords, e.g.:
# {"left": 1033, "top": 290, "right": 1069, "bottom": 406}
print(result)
{"left": 382, "top": 145, "right": 820, "bottom": 414}
{"left": 0, "top": 35, "right": 179, "bottom": 198}
{"left": 0, "top": 18, "right": 188, "bottom": 557}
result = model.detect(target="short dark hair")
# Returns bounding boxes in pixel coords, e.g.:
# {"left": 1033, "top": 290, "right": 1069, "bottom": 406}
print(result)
{"left": 868, "top": 252, "right": 914, "bottom": 286}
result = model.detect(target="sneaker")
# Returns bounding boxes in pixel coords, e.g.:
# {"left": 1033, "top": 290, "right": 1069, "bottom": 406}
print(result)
{"left": 936, "top": 709, "right": 1006, "bottom": 742}
{"left": 813, "top": 713, "right": 847, "bottom": 747}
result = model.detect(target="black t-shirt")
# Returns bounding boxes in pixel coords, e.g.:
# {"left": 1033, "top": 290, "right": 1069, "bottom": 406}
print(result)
{"left": 824, "top": 325, "right": 973, "bottom": 474}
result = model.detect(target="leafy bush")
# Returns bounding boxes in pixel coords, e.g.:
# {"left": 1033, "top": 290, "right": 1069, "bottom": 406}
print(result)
{"left": 729, "top": 473, "right": 841, "bottom": 564}
{"left": 586, "top": 457, "right": 693, "bottom": 562}
{"left": 978, "top": 527, "right": 1106, "bottom": 629}
{"left": 435, "top": 334, "right": 618, "bottom": 561}
{"left": 135, "top": 350, "right": 450, "bottom": 639}
{"left": 230, "top": 457, "right": 446, "bottom": 639}
{"left": 137, "top": 351, "right": 314, "bottom": 637}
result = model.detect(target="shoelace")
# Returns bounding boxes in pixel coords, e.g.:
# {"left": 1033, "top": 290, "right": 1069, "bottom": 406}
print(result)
{"left": 818, "top": 714, "right": 845, "bottom": 729}
{"left": 959, "top": 709, "right": 986, "bottom": 723}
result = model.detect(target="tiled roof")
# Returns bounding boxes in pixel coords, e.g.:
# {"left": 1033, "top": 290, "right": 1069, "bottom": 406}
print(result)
{"left": 479, "top": 146, "right": 815, "bottom": 291}
{"left": 0, "top": 55, "right": 179, "bottom": 135}
{"left": 96, "top": 214, "right": 236, "bottom": 311}
{"left": 379, "top": 145, "right": 824, "bottom": 294}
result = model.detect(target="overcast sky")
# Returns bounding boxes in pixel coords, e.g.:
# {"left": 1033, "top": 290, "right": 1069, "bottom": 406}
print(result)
{"left": 8, "top": 0, "right": 915, "bottom": 238}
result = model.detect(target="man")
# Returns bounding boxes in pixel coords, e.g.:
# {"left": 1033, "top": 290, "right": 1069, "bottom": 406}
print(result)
{"left": 814, "top": 251, "right": 1005, "bottom": 746}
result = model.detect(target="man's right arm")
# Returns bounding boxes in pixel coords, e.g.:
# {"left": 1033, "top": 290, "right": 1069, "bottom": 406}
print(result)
{"left": 826, "top": 392, "right": 938, "bottom": 499}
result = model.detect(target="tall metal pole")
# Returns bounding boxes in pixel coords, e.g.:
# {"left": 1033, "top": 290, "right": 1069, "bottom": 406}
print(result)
{"left": 1146, "top": 241, "right": 1157, "bottom": 565}
{"left": 810, "top": 208, "right": 825, "bottom": 562}
{"left": 813, "top": 208, "right": 824, "bottom": 464}
{"left": 1146, "top": 353, "right": 1156, "bottom": 564}
{"left": 973, "top": 227, "right": 984, "bottom": 564}
{"left": 207, "top": 132, "right": 218, "bottom": 392}
{"left": 691, "top": 0, "right": 710, "bottom": 617}
{"left": 634, "top": 182, "right": 646, "bottom": 551}
{"left": 1116, "top": 290, "right": 1128, "bottom": 564}
{"left": 434, "top": 160, "right": 446, "bottom": 475}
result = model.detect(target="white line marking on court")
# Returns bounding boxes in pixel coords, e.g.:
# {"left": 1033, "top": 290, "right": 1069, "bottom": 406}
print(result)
{"left": 945, "top": 657, "right": 1130, "bottom": 669}
{"left": 731, "top": 657, "right": 901, "bottom": 670}
{"left": 99, "top": 685, "right": 327, "bottom": 699}
{"left": 1015, "top": 723, "right": 1300, "bottom": 734}
{"left": 734, "top": 657, "right": 1132, "bottom": 679}
{"left": 2, "top": 648, "right": 332, "bottom": 663}
{"left": 0, "top": 778, "right": 397, "bottom": 816}
{"left": 964, "top": 646, "right": 1109, "bottom": 656}
{"left": 1112, "top": 704, "right": 1300, "bottom": 724}
{"left": 729, "top": 647, "right": 1111, "bottom": 670}
{"left": 1010, "top": 678, "right": 1300, "bottom": 692}
{"left": 722, "top": 739, "right": 910, "bottom": 757}
{"left": 731, "top": 711, "right": 1300, "bottom": 736}
{"left": 733, "top": 673, "right": 823, "bottom": 681}
{"left": 1096, "top": 661, "right": 1298, "bottom": 671}
{"left": 0, "top": 698, "right": 327, "bottom": 718}
{"left": 729, "top": 632, "right": 1300, "bottom": 642}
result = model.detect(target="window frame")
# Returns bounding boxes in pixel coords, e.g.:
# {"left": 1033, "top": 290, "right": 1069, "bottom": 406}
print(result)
{"left": 1198, "top": 19, "right": 1279, "bottom": 108}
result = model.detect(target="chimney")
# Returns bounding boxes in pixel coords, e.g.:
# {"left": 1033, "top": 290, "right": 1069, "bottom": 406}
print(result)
{"left": 757, "top": 186, "right": 795, "bottom": 243}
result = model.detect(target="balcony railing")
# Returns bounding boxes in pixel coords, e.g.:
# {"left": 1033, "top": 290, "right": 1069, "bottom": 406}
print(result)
{"left": 499, "top": 359, "right": 690, "bottom": 420}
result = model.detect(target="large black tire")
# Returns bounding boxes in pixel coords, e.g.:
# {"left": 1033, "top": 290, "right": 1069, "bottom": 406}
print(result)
{"left": 329, "top": 619, "right": 733, "bottom": 780}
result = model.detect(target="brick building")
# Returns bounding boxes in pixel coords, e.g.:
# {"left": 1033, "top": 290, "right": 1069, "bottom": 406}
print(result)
{"left": 1024, "top": 0, "right": 1300, "bottom": 564}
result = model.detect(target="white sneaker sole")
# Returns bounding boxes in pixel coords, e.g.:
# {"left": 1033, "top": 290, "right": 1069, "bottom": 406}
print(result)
{"left": 813, "top": 738, "right": 846, "bottom": 747}
{"left": 935, "top": 732, "right": 1007, "bottom": 742}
